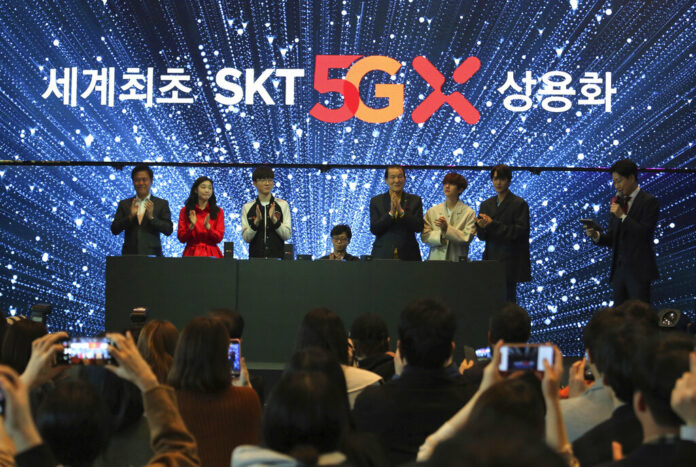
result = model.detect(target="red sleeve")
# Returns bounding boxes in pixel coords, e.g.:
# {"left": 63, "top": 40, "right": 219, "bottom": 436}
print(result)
{"left": 208, "top": 207, "right": 225, "bottom": 244}
{"left": 177, "top": 207, "right": 193, "bottom": 243}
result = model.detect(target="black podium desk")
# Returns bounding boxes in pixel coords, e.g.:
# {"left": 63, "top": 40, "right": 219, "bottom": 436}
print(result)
{"left": 105, "top": 257, "right": 505, "bottom": 365}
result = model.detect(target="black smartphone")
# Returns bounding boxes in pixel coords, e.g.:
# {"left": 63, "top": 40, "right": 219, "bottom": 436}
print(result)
{"left": 57, "top": 337, "right": 116, "bottom": 366}
{"left": 228, "top": 338, "right": 241, "bottom": 377}
{"left": 498, "top": 344, "right": 554, "bottom": 372}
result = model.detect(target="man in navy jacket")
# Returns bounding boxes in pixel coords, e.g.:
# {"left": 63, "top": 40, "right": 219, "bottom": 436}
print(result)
{"left": 585, "top": 159, "right": 659, "bottom": 305}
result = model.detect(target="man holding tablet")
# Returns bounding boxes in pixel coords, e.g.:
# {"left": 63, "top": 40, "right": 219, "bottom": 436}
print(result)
{"left": 583, "top": 159, "right": 659, "bottom": 304}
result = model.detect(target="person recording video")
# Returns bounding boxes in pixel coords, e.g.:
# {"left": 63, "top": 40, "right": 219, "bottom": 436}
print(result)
{"left": 584, "top": 159, "right": 659, "bottom": 305}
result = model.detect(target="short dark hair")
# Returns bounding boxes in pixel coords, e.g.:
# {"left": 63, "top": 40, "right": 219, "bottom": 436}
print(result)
{"left": 350, "top": 313, "right": 389, "bottom": 358}
{"left": 443, "top": 172, "right": 468, "bottom": 192}
{"left": 610, "top": 159, "right": 638, "bottom": 179}
{"left": 595, "top": 320, "right": 657, "bottom": 403}
{"left": 428, "top": 424, "right": 567, "bottom": 467}
{"left": 80, "top": 365, "right": 143, "bottom": 433}
{"left": 384, "top": 165, "right": 405, "bottom": 179}
{"left": 489, "top": 303, "right": 531, "bottom": 344}
{"left": 131, "top": 164, "right": 153, "bottom": 181}
{"left": 36, "top": 380, "right": 113, "bottom": 466}
{"left": 295, "top": 308, "right": 349, "bottom": 365}
{"left": 263, "top": 372, "right": 350, "bottom": 460}
{"left": 490, "top": 164, "right": 512, "bottom": 181}
{"left": 168, "top": 317, "right": 231, "bottom": 393}
{"left": 632, "top": 333, "right": 694, "bottom": 427}
{"left": 467, "top": 373, "right": 546, "bottom": 438}
{"left": 613, "top": 300, "right": 658, "bottom": 328}
{"left": 583, "top": 308, "right": 619, "bottom": 363}
{"left": 209, "top": 308, "right": 245, "bottom": 339}
{"left": 398, "top": 299, "right": 456, "bottom": 368}
{"left": 330, "top": 224, "right": 352, "bottom": 239}
{"left": 252, "top": 166, "right": 275, "bottom": 182}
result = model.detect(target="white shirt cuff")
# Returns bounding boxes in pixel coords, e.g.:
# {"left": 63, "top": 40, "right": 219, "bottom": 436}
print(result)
{"left": 681, "top": 425, "right": 696, "bottom": 443}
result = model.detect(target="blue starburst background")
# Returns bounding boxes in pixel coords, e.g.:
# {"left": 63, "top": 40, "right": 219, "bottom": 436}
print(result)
{"left": 0, "top": 0, "right": 694, "bottom": 354}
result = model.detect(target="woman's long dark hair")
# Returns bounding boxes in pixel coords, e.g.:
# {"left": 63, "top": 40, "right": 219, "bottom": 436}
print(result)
{"left": 168, "top": 317, "right": 231, "bottom": 393}
{"left": 184, "top": 176, "right": 220, "bottom": 219}
{"left": 294, "top": 308, "right": 349, "bottom": 365}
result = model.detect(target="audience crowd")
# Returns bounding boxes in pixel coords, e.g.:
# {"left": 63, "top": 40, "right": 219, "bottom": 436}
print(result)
{"left": 0, "top": 297, "right": 694, "bottom": 467}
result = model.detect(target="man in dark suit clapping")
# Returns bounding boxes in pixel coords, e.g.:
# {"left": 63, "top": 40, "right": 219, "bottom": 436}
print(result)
{"left": 475, "top": 164, "right": 531, "bottom": 303}
{"left": 584, "top": 159, "right": 659, "bottom": 305}
{"left": 369, "top": 165, "right": 424, "bottom": 261}
{"left": 111, "top": 164, "right": 173, "bottom": 256}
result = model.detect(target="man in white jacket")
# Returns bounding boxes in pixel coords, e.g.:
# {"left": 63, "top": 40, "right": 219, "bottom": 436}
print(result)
{"left": 422, "top": 172, "right": 476, "bottom": 261}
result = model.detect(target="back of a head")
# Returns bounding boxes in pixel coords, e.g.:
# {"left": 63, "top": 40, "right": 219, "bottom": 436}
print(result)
{"left": 209, "top": 308, "right": 245, "bottom": 339}
{"left": 398, "top": 299, "right": 455, "bottom": 368}
{"left": 427, "top": 423, "right": 567, "bottom": 467}
{"left": 286, "top": 347, "right": 348, "bottom": 395}
{"left": 1, "top": 319, "right": 47, "bottom": 373}
{"left": 466, "top": 373, "right": 546, "bottom": 439}
{"left": 263, "top": 372, "right": 350, "bottom": 463}
{"left": 80, "top": 365, "right": 144, "bottom": 433}
{"left": 295, "top": 308, "right": 349, "bottom": 365}
{"left": 488, "top": 303, "right": 531, "bottom": 344}
{"left": 614, "top": 300, "right": 659, "bottom": 328}
{"left": 136, "top": 319, "right": 179, "bottom": 384}
{"left": 168, "top": 316, "right": 231, "bottom": 393}
{"left": 350, "top": 313, "right": 389, "bottom": 358}
{"left": 595, "top": 319, "right": 658, "bottom": 404}
{"left": 633, "top": 333, "right": 695, "bottom": 427}
{"left": 36, "top": 379, "right": 112, "bottom": 467}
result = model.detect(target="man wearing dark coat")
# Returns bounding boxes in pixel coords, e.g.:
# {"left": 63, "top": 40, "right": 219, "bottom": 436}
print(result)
{"left": 369, "top": 165, "right": 424, "bottom": 261}
{"left": 111, "top": 164, "right": 173, "bottom": 256}
{"left": 584, "top": 159, "right": 659, "bottom": 305}
{"left": 475, "top": 164, "right": 531, "bottom": 303}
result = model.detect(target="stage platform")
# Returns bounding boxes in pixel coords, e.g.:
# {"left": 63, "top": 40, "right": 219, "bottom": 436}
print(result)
{"left": 105, "top": 256, "right": 505, "bottom": 365}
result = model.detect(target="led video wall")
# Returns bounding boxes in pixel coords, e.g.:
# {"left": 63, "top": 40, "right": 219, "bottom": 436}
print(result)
{"left": 0, "top": 0, "right": 694, "bottom": 354}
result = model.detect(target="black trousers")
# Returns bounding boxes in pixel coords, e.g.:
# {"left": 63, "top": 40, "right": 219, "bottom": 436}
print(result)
{"left": 611, "top": 263, "right": 651, "bottom": 305}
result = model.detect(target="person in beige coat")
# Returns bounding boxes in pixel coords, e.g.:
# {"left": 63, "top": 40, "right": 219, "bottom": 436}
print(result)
{"left": 422, "top": 172, "right": 476, "bottom": 261}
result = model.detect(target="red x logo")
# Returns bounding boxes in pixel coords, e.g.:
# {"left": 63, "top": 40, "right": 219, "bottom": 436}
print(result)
{"left": 411, "top": 56, "right": 481, "bottom": 124}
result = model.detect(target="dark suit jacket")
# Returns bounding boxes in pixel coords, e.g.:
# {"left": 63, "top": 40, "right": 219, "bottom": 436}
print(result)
{"left": 369, "top": 191, "right": 424, "bottom": 261}
{"left": 110, "top": 195, "right": 173, "bottom": 256}
{"left": 573, "top": 403, "right": 643, "bottom": 467}
{"left": 596, "top": 189, "right": 659, "bottom": 282}
{"left": 597, "top": 439, "right": 696, "bottom": 467}
{"left": 352, "top": 366, "right": 473, "bottom": 465}
{"left": 476, "top": 192, "right": 531, "bottom": 282}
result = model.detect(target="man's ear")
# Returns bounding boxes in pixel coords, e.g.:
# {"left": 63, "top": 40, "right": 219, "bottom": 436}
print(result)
{"left": 633, "top": 390, "right": 647, "bottom": 414}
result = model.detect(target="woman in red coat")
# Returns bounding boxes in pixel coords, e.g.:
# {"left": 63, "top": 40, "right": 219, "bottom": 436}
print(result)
{"left": 177, "top": 176, "right": 224, "bottom": 257}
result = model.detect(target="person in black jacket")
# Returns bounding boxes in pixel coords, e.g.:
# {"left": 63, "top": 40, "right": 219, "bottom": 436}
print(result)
{"left": 584, "top": 159, "right": 659, "bottom": 305}
{"left": 475, "top": 164, "right": 531, "bottom": 303}
{"left": 352, "top": 299, "right": 472, "bottom": 465}
{"left": 110, "top": 164, "right": 173, "bottom": 256}
{"left": 369, "top": 165, "right": 424, "bottom": 261}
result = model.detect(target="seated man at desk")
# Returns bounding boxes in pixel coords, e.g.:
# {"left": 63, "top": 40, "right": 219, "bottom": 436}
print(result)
{"left": 319, "top": 224, "right": 359, "bottom": 261}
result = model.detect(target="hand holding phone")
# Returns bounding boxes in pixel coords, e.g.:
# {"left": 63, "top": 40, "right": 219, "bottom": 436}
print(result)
{"left": 498, "top": 344, "right": 555, "bottom": 373}
{"left": 57, "top": 337, "right": 117, "bottom": 366}
{"left": 228, "top": 339, "right": 241, "bottom": 377}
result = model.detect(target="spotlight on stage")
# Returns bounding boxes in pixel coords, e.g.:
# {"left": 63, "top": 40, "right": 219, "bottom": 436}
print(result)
{"left": 29, "top": 303, "right": 53, "bottom": 325}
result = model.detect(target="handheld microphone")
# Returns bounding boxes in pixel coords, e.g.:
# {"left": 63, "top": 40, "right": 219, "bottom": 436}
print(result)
{"left": 613, "top": 192, "right": 625, "bottom": 206}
